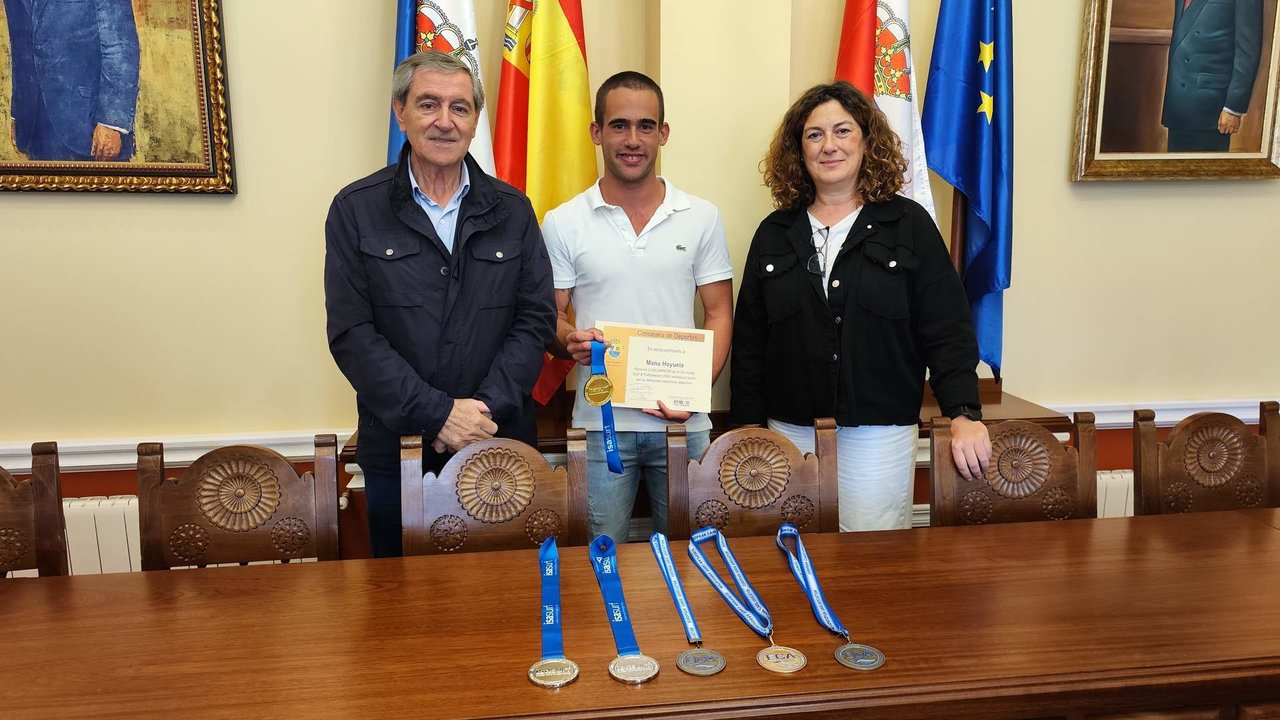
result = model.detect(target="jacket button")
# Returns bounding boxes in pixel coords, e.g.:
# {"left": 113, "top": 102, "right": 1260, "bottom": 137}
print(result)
{"left": 835, "top": 316, "right": 842, "bottom": 324}
{"left": 888, "top": 260, "right": 897, "bottom": 268}
{"left": 385, "top": 249, "right": 394, "bottom": 256}
{"left": 496, "top": 251, "right": 504, "bottom": 259}
{"left": 765, "top": 263, "right": 774, "bottom": 272}
{"left": 831, "top": 279, "right": 840, "bottom": 288}
{"left": 831, "top": 353, "right": 839, "bottom": 362}
{"left": 440, "top": 267, "right": 450, "bottom": 277}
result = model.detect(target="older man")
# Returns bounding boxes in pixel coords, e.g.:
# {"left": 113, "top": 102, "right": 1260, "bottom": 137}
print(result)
{"left": 325, "top": 52, "right": 555, "bottom": 557}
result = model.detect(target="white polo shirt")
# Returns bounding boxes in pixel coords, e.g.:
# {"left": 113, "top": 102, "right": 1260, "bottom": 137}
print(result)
{"left": 543, "top": 178, "right": 734, "bottom": 433}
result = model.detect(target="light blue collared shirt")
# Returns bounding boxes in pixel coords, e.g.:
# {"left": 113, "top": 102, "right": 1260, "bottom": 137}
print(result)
{"left": 408, "top": 161, "right": 471, "bottom": 254}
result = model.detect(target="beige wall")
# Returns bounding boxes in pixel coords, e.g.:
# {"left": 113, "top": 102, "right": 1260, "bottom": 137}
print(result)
{"left": 1, "top": 0, "right": 1276, "bottom": 445}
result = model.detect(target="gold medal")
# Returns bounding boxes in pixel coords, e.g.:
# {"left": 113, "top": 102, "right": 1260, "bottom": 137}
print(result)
{"left": 583, "top": 374, "right": 614, "bottom": 407}
{"left": 528, "top": 657, "right": 580, "bottom": 688}
{"left": 756, "top": 644, "right": 807, "bottom": 674}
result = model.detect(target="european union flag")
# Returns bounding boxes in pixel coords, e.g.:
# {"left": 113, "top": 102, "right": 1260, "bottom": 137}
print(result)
{"left": 388, "top": 0, "right": 419, "bottom": 165}
{"left": 921, "top": 0, "right": 1013, "bottom": 378}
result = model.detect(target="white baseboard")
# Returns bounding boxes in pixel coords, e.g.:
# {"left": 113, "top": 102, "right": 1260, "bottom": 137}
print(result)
{"left": 0, "top": 430, "right": 354, "bottom": 474}
{"left": 1048, "top": 399, "right": 1268, "bottom": 430}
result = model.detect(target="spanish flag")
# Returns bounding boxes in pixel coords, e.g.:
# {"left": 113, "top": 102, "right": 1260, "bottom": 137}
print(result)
{"left": 494, "top": 0, "right": 595, "bottom": 404}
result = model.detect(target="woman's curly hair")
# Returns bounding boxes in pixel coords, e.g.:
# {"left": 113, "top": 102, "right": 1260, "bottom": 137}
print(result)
{"left": 762, "top": 81, "right": 908, "bottom": 211}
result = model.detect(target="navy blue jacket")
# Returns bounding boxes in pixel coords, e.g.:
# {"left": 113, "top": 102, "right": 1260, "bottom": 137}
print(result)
{"left": 1162, "top": 0, "right": 1263, "bottom": 131}
{"left": 325, "top": 149, "right": 556, "bottom": 474}
{"left": 731, "top": 196, "right": 980, "bottom": 428}
{"left": 4, "top": 0, "right": 140, "bottom": 158}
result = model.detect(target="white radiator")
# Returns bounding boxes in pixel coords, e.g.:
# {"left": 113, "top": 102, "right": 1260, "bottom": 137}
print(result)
{"left": 1096, "top": 470, "right": 1135, "bottom": 519}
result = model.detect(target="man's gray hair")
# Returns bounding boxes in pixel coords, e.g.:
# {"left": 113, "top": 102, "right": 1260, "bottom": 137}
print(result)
{"left": 391, "top": 51, "right": 485, "bottom": 112}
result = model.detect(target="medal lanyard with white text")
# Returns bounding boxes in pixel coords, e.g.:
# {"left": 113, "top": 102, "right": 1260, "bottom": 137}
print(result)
{"left": 589, "top": 535, "right": 660, "bottom": 683}
{"left": 776, "top": 523, "right": 885, "bottom": 671}
{"left": 588, "top": 340, "right": 623, "bottom": 474}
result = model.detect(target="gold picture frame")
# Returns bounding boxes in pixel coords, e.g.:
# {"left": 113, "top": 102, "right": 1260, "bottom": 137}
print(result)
{"left": 1072, "top": 0, "right": 1280, "bottom": 181}
{"left": 0, "top": 0, "right": 234, "bottom": 193}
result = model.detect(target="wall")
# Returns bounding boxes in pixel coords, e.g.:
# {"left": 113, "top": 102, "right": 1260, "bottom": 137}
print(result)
{"left": 1, "top": 0, "right": 1276, "bottom": 461}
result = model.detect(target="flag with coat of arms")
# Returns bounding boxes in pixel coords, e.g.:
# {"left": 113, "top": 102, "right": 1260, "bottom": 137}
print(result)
{"left": 388, "top": 0, "right": 495, "bottom": 174}
{"left": 835, "top": 0, "right": 935, "bottom": 220}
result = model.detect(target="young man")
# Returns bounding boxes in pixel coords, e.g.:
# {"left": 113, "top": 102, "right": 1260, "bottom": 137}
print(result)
{"left": 543, "top": 72, "right": 733, "bottom": 542}
{"left": 325, "top": 52, "right": 554, "bottom": 556}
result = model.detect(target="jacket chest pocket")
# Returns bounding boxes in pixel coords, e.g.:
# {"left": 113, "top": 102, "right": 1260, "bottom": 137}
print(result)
{"left": 757, "top": 253, "right": 801, "bottom": 323}
{"left": 467, "top": 238, "right": 522, "bottom": 308}
{"left": 857, "top": 240, "right": 915, "bottom": 319}
{"left": 359, "top": 231, "right": 430, "bottom": 306}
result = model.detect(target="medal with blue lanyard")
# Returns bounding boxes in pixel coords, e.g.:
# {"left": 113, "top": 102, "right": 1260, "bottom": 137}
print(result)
{"left": 687, "top": 526, "right": 807, "bottom": 673}
{"left": 584, "top": 340, "right": 623, "bottom": 474}
{"left": 527, "top": 537, "right": 580, "bottom": 687}
{"left": 649, "top": 533, "right": 727, "bottom": 675}
{"left": 777, "top": 523, "right": 885, "bottom": 670}
{"left": 589, "top": 535, "right": 660, "bottom": 683}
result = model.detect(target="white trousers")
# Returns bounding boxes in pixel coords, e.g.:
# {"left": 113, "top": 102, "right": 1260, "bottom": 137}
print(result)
{"left": 768, "top": 419, "right": 919, "bottom": 532}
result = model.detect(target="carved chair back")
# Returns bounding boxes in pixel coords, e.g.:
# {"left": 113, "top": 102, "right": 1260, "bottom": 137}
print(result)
{"left": 0, "top": 443, "right": 68, "bottom": 577}
{"left": 931, "top": 414, "right": 1097, "bottom": 526}
{"left": 665, "top": 420, "right": 838, "bottom": 541}
{"left": 137, "top": 435, "right": 340, "bottom": 570}
{"left": 400, "top": 431, "right": 590, "bottom": 555}
{"left": 1134, "top": 402, "right": 1280, "bottom": 515}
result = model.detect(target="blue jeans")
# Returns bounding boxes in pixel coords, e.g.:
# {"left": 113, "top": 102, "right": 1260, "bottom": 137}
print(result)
{"left": 586, "top": 429, "right": 710, "bottom": 543}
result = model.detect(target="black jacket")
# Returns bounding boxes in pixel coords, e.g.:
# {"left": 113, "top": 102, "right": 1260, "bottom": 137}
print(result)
{"left": 324, "top": 148, "right": 555, "bottom": 474}
{"left": 730, "top": 195, "right": 979, "bottom": 428}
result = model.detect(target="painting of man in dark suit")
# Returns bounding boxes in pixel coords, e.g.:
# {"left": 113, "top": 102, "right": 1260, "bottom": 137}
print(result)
{"left": 1162, "top": 0, "right": 1264, "bottom": 151}
{"left": 3, "top": 0, "right": 140, "bottom": 162}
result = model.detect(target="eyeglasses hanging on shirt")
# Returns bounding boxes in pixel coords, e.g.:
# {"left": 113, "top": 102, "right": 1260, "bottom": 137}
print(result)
{"left": 806, "top": 225, "right": 830, "bottom": 277}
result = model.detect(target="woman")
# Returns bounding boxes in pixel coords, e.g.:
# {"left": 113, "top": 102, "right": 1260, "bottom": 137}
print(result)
{"left": 731, "top": 81, "right": 991, "bottom": 531}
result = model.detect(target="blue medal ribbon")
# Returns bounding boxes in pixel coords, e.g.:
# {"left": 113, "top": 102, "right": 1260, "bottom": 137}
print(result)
{"left": 591, "top": 340, "right": 624, "bottom": 474}
{"left": 537, "top": 536, "right": 568, "bottom": 660}
{"left": 649, "top": 532, "right": 703, "bottom": 645}
{"left": 589, "top": 535, "right": 642, "bottom": 656}
{"left": 687, "top": 527, "right": 774, "bottom": 641}
{"left": 776, "top": 523, "right": 849, "bottom": 641}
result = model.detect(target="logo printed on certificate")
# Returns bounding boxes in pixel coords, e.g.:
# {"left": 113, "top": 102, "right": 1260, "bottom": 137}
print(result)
{"left": 595, "top": 321, "right": 714, "bottom": 414}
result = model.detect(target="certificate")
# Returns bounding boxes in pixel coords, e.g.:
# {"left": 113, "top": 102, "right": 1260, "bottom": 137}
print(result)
{"left": 596, "top": 322, "right": 713, "bottom": 414}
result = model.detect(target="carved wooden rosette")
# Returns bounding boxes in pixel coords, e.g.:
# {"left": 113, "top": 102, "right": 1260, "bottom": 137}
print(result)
{"left": 1182, "top": 424, "right": 1246, "bottom": 488}
{"left": 524, "top": 508, "right": 562, "bottom": 544}
{"left": 197, "top": 455, "right": 282, "bottom": 532}
{"left": 270, "top": 517, "right": 311, "bottom": 556}
{"left": 456, "top": 448, "right": 535, "bottom": 524}
{"left": 430, "top": 514, "right": 468, "bottom": 552}
{"left": 169, "top": 523, "right": 211, "bottom": 563}
{"left": 781, "top": 495, "right": 816, "bottom": 529}
{"left": 694, "top": 500, "right": 730, "bottom": 531}
{"left": 961, "top": 492, "right": 993, "bottom": 524}
{"left": 987, "top": 428, "right": 1054, "bottom": 499}
{"left": 719, "top": 438, "right": 791, "bottom": 509}
{"left": 0, "top": 527, "right": 29, "bottom": 571}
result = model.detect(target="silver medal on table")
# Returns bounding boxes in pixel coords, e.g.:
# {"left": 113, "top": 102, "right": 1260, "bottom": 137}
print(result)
{"left": 528, "top": 657, "right": 580, "bottom": 688}
{"left": 675, "top": 647, "right": 727, "bottom": 676}
{"left": 835, "top": 642, "right": 885, "bottom": 671}
{"left": 609, "top": 653, "right": 660, "bottom": 684}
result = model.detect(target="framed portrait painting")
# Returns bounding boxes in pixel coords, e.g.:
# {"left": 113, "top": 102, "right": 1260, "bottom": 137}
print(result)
{"left": 1072, "top": 0, "right": 1280, "bottom": 180}
{"left": 0, "top": 0, "right": 234, "bottom": 192}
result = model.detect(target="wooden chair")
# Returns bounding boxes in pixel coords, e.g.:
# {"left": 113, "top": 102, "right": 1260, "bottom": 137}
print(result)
{"left": 1134, "top": 401, "right": 1280, "bottom": 515}
{"left": 931, "top": 413, "right": 1097, "bottom": 526}
{"left": 0, "top": 443, "right": 68, "bottom": 577}
{"left": 400, "top": 431, "right": 590, "bottom": 555}
{"left": 138, "top": 435, "right": 339, "bottom": 570}
{"left": 666, "top": 419, "right": 838, "bottom": 540}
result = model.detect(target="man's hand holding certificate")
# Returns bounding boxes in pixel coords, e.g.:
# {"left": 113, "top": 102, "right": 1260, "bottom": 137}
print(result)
{"left": 595, "top": 321, "right": 714, "bottom": 415}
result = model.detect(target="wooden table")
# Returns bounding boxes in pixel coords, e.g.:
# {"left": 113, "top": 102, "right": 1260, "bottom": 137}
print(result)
{"left": 5, "top": 511, "right": 1280, "bottom": 719}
